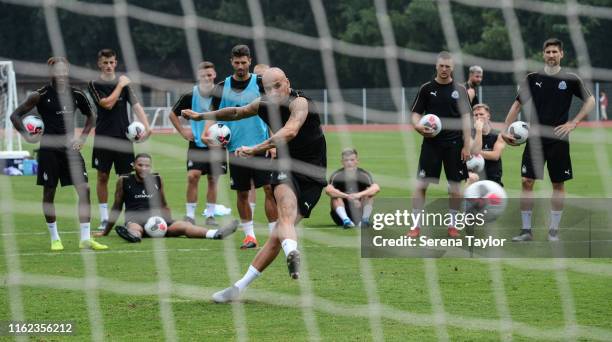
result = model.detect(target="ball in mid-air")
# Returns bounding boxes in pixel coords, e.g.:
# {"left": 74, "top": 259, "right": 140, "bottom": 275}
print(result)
{"left": 464, "top": 180, "right": 507, "bottom": 221}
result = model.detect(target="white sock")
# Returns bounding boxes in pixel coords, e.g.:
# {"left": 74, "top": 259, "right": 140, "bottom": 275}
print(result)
{"left": 205, "top": 202, "right": 215, "bottom": 217}
{"left": 234, "top": 265, "right": 261, "bottom": 292}
{"left": 362, "top": 204, "right": 373, "bottom": 221}
{"left": 335, "top": 206, "right": 349, "bottom": 221}
{"left": 80, "top": 222, "right": 91, "bottom": 242}
{"left": 205, "top": 229, "right": 218, "bottom": 239}
{"left": 47, "top": 221, "right": 60, "bottom": 241}
{"left": 550, "top": 210, "right": 562, "bottom": 231}
{"left": 281, "top": 238, "right": 298, "bottom": 257}
{"left": 186, "top": 202, "right": 197, "bottom": 219}
{"left": 412, "top": 208, "right": 422, "bottom": 229}
{"left": 99, "top": 203, "right": 108, "bottom": 221}
{"left": 521, "top": 210, "right": 532, "bottom": 230}
{"left": 249, "top": 202, "right": 256, "bottom": 215}
{"left": 268, "top": 221, "right": 277, "bottom": 233}
{"left": 448, "top": 209, "right": 458, "bottom": 228}
{"left": 241, "top": 221, "right": 255, "bottom": 238}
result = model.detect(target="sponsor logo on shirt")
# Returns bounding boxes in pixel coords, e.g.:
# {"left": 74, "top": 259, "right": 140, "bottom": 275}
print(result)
{"left": 135, "top": 189, "right": 153, "bottom": 199}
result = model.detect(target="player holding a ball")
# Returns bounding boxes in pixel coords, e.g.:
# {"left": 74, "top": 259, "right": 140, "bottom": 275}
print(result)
{"left": 88, "top": 48, "right": 152, "bottom": 232}
{"left": 409, "top": 51, "right": 472, "bottom": 238}
{"left": 501, "top": 38, "right": 595, "bottom": 242}
{"left": 10, "top": 57, "right": 107, "bottom": 251}
{"left": 95, "top": 153, "right": 238, "bottom": 242}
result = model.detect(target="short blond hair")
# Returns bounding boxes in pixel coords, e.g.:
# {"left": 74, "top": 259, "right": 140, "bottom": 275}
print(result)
{"left": 341, "top": 148, "right": 358, "bottom": 158}
{"left": 472, "top": 103, "right": 490, "bottom": 113}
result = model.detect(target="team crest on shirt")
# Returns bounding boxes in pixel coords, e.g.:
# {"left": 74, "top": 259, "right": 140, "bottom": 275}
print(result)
{"left": 451, "top": 90, "right": 459, "bottom": 99}
{"left": 558, "top": 81, "right": 567, "bottom": 90}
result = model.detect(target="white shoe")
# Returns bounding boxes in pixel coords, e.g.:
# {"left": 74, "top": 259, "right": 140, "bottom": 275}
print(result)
{"left": 215, "top": 204, "right": 232, "bottom": 216}
{"left": 201, "top": 204, "right": 232, "bottom": 217}
{"left": 212, "top": 285, "right": 240, "bottom": 303}
{"left": 548, "top": 229, "right": 560, "bottom": 242}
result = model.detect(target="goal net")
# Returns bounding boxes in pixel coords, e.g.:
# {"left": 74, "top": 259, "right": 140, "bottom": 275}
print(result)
{"left": 0, "top": 0, "right": 611, "bottom": 341}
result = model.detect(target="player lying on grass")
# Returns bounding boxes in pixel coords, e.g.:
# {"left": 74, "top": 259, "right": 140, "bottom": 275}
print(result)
{"left": 467, "top": 103, "right": 505, "bottom": 186}
{"left": 325, "top": 148, "right": 380, "bottom": 229}
{"left": 10, "top": 57, "right": 107, "bottom": 251}
{"left": 94, "top": 153, "right": 238, "bottom": 242}
{"left": 182, "top": 67, "right": 327, "bottom": 303}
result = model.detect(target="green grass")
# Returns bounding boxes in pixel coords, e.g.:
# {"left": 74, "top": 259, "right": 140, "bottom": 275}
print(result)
{"left": 1, "top": 127, "right": 612, "bottom": 341}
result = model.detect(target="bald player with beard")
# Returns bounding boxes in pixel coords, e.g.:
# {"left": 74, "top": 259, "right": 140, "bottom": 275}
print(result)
{"left": 182, "top": 67, "right": 327, "bottom": 303}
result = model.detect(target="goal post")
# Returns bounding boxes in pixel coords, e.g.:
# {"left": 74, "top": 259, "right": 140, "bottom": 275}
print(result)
{"left": 0, "top": 60, "right": 29, "bottom": 158}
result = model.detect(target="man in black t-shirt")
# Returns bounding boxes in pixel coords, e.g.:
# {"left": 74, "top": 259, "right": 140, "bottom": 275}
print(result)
{"left": 468, "top": 103, "right": 505, "bottom": 186}
{"left": 168, "top": 61, "right": 227, "bottom": 226}
{"left": 409, "top": 51, "right": 472, "bottom": 239}
{"left": 10, "top": 57, "right": 107, "bottom": 251}
{"left": 501, "top": 38, "right": 595, "bottom": 242}
{"left": 325, "top": 148, "right": 379, "bottom": 229}
{"left": 94, "top": 153, "right": 238, "bottom": 242}
{"left": 465, "top": 65, "right": 483, "bottom": 107}
{"left": 209, "top": 45, "right": 277, "bottom": 250}
{"left": 88, "top": 49, "right": 152, "bottom": 231}
{"left": 182, "top": 67, "right": 327, "bottom": 302}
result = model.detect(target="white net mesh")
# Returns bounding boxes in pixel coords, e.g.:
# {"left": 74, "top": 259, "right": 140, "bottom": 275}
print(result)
{"left": 1, "top": 0, "right": 611, "bottom": 341}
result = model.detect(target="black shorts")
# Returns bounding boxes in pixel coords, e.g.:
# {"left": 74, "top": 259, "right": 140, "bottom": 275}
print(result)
{"left": 187, "top": 146, "right": 228, "bottom": 175}
{"left": 417, "top": 138, "right": 468, "bottom": 183}
{"left": 521, "top": 139, "right": 572, "bottom": 183}
{"left": 37, "top": 148, "right": 88, "bottom": 188}
{"left": 228, "top": 155, "right": 272, "bottom": 191}
{"left": 330, "top": 199, "right": 362, "bottom": 226}
{"left": 92, "top": 138, "right": 134, "bottom": 174}
{"left": 271, "top": 171, "right": 325, "bottom": 218}
{"left": 125, "top": 213, "right": 175, "bottom": 228}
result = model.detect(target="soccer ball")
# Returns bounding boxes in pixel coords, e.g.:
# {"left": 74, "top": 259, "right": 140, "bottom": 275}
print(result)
{"left": 464, "top": 180, "right": 507, "bottom": 221}
{"left": 466, "top": 154, "right": 485, "bottom": 173}
{"left": 207, "top": 123, "right": 231, "bottom": 146}
{"left": 22, "top": 115, "right": 44, "bottom": 142}
{"left": 126, "top": 121, "right": 146, "bottom": 142}
{"left": 419, "top": 114, "right": 442, "bottom": 137}
{"left": 508, "top": 121, "right": 529, "bottom": 145}
{"left": 144, "top": 216, "right": 168, "bottom": 238}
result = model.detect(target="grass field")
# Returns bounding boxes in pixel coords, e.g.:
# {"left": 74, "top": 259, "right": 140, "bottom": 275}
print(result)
{"left": 1, "top": 127, "right": 612, "bottom": 341}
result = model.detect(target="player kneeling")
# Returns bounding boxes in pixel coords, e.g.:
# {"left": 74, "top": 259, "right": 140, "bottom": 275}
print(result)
{"left": 467, "top": 104, "right": 505, "bottom": 186}
{"left": 94, "top": 153, "right": 238, "bottom": 242}
{"left": 325, "top": 148, "right": 380, "bottom": 229}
